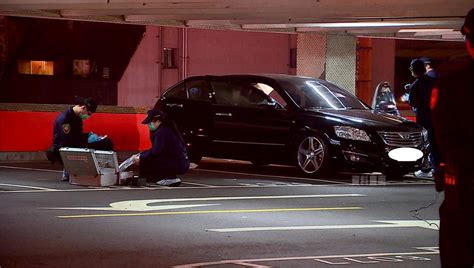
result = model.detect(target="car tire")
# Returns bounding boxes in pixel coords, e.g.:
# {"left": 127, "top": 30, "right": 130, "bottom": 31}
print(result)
{"left": 296, "top": 134, "right": 329, "bottom": 176}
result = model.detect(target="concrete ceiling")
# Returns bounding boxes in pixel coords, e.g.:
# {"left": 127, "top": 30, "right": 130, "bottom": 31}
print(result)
{"left": 0, "top": 0, "right": 471, "bottom": 40}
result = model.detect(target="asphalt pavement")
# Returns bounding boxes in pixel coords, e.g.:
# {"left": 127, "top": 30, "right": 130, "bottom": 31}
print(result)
{"left": 0, "top": 158, "right": 441, "bottom": 268}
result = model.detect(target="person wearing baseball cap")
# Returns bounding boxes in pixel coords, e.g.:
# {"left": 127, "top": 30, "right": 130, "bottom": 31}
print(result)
{"left": 407, "top": 58, "right": 439, "bottom": 178}
{"left": 431, "top": 8, "right": 474, "bottom": 267}
{"left": 124, "top": 108, "right": 190, "bottom": 186}
{"left": 47, "top": 96, "right": 113, "bottom": 181}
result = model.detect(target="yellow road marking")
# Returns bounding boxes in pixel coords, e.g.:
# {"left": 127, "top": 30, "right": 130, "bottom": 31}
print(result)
{"left": 58, "top": 206, "right": 363, "bottom": 219}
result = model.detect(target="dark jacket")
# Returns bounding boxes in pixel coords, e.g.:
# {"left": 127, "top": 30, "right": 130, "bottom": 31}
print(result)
{"left": 409, "top": 74, "right": 435, "bottom": 127}
{"left": 431, "top": 60, "right": 474, "bottom": 190}
{"left": 431, "top": 59, "right": 473, "bottom": 268}
{"left": 426, "top": 69, "right": 438, "bottom": 79}
{"left": 140, "top": 123, "right": 189, "bottom": 176}
{"left": 53, "top": 107, "right": 87, "bottom": 148}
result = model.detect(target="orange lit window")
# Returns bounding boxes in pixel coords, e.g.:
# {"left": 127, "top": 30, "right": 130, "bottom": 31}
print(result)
{"left": 17, "top": 60, "right": 54, "bottom": 75}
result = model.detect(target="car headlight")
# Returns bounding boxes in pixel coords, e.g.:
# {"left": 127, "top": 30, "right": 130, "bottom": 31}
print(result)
{"left": 334, "top": 126, "right": 371, "bottom": 142}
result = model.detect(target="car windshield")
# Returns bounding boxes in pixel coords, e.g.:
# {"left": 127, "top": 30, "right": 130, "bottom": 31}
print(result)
{"left": 277, "top": 77, "right": 368, "bottom": 110}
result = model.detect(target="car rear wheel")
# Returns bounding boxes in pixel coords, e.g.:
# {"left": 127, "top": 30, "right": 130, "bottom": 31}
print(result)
{"left": 296, "top": 135, "right": 329, "bottom": 175}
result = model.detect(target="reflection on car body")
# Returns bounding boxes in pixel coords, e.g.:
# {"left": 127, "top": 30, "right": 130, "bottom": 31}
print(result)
{"left": 154, "top": 74, "right": 428, "bottom": 178}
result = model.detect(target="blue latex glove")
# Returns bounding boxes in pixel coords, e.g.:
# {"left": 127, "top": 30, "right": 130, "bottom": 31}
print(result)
{"left": 400, "top": 93, "right": 410, "bottom": 102}
{"left": 88, "top": 132, "right": 101, "bottom": 143}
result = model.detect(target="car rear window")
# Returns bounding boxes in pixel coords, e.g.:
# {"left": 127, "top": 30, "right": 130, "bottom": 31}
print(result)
{"left": 278, "top": 77, "right": 368, "bottom": 110}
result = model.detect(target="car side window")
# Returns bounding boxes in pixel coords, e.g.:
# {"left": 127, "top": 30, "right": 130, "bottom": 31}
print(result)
{"left": 212, "top": 79, "right": 286, "bottom": 109}
{"left": 211, "top": 80, "right": 235, "bottom": 105}
{"left": 239, "top": 86, "right": 270, "bottom": 107}
{"left": 252, "top": 82, "right": 287, "bottom": 108}
{"left": 186, "top": 79, "right": 210, "bottom": 101}
{"left": 212, "top": 80, "right": 263, "bottom": 107}
{"left": 163, "top": 82, "right": 186, "bottom": 99}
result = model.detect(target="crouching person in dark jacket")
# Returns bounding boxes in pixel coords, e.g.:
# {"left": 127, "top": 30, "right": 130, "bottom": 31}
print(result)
{"left": 130, "top": 108, "right": 190, "bottom": 186}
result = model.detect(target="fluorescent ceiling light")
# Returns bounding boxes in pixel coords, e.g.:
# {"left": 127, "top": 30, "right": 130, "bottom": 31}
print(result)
{"left": 398, "top": 28, "right": 454, "bottom": 33}
{"left": 243, "top": 19, "right": 462, "bottom": 30}
{"left": 304, "top": 22, "right": 423, "bottom": 28}
{"left": 244, "top": 21, "right": 427, "bottom": 29}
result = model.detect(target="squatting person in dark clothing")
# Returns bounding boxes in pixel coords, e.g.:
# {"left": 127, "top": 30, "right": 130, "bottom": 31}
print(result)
{"left": 431, "top": 8, "right": 474, "bottom": 268}
{"left": 129, "top": 108, "right": 190, "bottom": 186}
{"left": 47, "top": 96, "right": 114, "bottom": 181}
{"left": 408, "top": 58, "right": 439, "bottom": 178}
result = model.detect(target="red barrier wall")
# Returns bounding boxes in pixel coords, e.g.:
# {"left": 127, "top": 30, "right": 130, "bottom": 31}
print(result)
{"left": 0, "top": 111, "right": 151, "bottom": 152}
{"left": 0, "top": 110, "right": 417, "bottom": 152}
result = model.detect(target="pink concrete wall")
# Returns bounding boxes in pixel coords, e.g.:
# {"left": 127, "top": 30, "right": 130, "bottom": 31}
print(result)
{"left": 118, "top": 26, "right": 160, "bottom": 107}
{"left": 371, "top": 38, "right": 396, "bottom": 92}
{"left": 186, "top": 29, "right": 293, "bottom": 76}
{"left": 118, "top": 26, "right": 296, "bottom": 107}
{"left": 161, "top": 27, "right": 181, "bottom": 91}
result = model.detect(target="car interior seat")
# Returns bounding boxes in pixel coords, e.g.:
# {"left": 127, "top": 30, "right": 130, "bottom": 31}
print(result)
{"left": 248, "top": 90, "right": 266, "bottom": 105}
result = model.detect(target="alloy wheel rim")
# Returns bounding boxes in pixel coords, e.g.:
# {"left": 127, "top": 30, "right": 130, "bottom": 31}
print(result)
{"left": 297, "top": 136, "right": 324, "bottom": 173}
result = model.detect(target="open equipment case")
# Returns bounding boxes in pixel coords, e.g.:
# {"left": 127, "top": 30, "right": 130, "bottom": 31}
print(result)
{"left": 59, "top": 147, "right": 134, "bottom": 186}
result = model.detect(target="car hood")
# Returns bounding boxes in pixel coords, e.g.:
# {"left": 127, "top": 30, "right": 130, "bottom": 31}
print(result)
{"left": 313, "top": 109, "right": 419, "bottom": 130}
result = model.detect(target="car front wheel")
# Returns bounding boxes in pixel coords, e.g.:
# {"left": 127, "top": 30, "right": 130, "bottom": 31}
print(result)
{"left": 296, "top": 135, "right": 328, "bottom": 175}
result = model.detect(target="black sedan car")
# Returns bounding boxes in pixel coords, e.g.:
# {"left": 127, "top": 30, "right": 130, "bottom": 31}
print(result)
{"left": 154, "top": 74, "right": 428, "bottom": 178}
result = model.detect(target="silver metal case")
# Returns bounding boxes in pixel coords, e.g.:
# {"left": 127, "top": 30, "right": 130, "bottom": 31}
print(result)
{"left": 59, "top": 148, "right": 132, "bottom": 186}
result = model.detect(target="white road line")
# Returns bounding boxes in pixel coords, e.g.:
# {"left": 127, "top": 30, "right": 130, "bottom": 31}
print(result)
{"left": 0, "top": 165, "right": 62, "bottom": 173}
{"left": 172, "top": 247, "right": 439, "bottom": 267}
{"left": 207, "top": 220, "right": 440, "bottom": 233}
{"left": 182, "top": 181, "right": 217, "bottom": 187}
{"left": 195, "top": 168, "right": 348, "bottom": 184}
{"left": 45, "top": 194, "right": 366, "bottom": 211}
{"left": 0, "top": 183, "right": 57, "bottom": 191}
{"left": 0, "top": 183, "right": 340, "bottom": 194}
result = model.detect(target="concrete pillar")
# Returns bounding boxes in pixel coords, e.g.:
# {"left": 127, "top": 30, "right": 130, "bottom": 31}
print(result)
{"left": 296, "top": 33, "right": 327, "bottom": 79}
{"left": 326, "top": 34, "right": 357, "bottom": 94}
{"left": 297, "top": 33, "right": 357, "bottom": 94}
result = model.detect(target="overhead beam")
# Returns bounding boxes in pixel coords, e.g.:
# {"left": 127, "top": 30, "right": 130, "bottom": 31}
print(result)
{"left": 1, "top": 0, "right": 470, "bottom": 18}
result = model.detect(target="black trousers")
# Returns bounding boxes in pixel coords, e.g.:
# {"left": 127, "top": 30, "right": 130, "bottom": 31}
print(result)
{"left": 139, "top": 157, "right": 190, "bottom": 182}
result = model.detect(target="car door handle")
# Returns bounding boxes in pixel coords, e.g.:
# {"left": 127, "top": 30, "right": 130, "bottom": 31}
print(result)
{"left": 215, "top": 112, "right": 232, "bottom": 117}
{"left": 166, "top": 103, "right": 183, "bottom": 108}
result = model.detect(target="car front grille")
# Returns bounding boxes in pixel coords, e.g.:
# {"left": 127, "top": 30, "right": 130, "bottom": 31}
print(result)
{"left": 378, "top": 131, "right": 423, "bottom": 147}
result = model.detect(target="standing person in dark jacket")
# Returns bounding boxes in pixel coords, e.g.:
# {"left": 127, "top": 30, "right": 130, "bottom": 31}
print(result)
{"left": 408, "top": 58, "right": 439, "bottom": 178}
{"left": 48, "top": 96, "right": 113, "bottom": 181}
{"left": 420, "top": 56, "right": 439, "bottom": 79}
{"left": 431, "top": 8, "right": 474, "bottom": 268}
{"left": 130, "top": 108, "right": 190, "bottom": 186}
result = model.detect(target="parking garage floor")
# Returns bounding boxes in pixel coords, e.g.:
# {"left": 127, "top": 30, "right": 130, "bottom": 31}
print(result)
{"left": 0, "top": 158, "right": 440, "bottom": 268}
